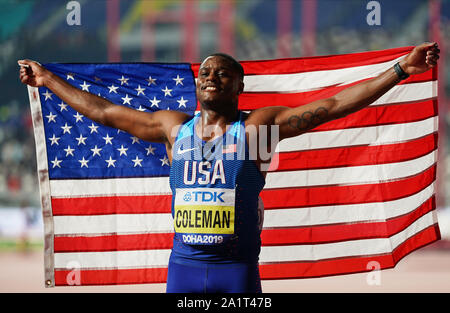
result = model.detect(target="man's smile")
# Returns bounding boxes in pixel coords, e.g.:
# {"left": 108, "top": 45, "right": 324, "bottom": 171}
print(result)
{"left": 202, "top": 84, "right": 221, "bottom": 92}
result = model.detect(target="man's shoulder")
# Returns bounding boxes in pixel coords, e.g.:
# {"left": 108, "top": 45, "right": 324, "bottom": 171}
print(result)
{"left": 155, "top": 109, "right": 192, "bottom": 126}
{"left": 245, "top": 106, "right": 288, "bottom": 127}
{"left": 157, "top": 110, "right": 194, "bottom": 144}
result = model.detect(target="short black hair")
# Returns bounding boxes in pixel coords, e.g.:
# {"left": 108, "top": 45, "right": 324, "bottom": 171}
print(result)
{"left": 206, "top": 52, "right": 244, "bottom": 81}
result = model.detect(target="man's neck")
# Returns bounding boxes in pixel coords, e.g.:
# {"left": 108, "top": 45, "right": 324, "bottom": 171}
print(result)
{"left": 197, "top": 106, "right": 239, "bottom": 141}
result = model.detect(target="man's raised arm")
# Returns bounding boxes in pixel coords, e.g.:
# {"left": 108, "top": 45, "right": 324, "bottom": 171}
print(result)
{"left": 18, "top": 59, "right": 189, "bottom": 144}
{"left": 272, "top": 42, "right": 440, "bottom": 140}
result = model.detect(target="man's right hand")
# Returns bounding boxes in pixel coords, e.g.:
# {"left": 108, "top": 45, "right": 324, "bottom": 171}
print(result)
{"left": 18, "top": 59, "right": 48, "bottom": 87}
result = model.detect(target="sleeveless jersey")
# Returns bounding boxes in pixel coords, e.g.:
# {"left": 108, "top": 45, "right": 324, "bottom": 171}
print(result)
{"left": 169, "top": 112, "right": 265, "bottom": 264}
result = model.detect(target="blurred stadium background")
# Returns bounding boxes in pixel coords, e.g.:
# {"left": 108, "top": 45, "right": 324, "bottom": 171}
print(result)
{"left": 1, "top": 0, "right": 450, "bottom": 292}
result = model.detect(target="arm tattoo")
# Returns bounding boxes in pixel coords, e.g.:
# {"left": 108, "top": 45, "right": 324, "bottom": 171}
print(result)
{"left": 287, "top": 107, "right": 329, "bottom": 131}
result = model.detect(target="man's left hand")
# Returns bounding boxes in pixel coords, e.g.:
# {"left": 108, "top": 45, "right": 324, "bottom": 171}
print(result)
{"left": 400, "top": 42, "right": 440, "bottom": 76}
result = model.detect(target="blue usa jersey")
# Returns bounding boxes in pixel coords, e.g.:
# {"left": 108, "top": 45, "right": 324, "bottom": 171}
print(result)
{"left": 169, "top": 112, "right": 265, "bottom": 264}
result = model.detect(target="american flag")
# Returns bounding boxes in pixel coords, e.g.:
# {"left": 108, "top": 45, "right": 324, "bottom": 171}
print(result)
{"left": 28, "top": 46, "right": 440, "bottom": 287}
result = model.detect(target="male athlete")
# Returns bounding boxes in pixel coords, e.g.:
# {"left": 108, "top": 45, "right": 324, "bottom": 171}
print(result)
{"left": 19, "top": 42, "right": 439, "bottom": 293}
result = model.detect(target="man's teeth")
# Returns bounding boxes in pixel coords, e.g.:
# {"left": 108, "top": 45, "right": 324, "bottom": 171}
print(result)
{"left": 205, "top": 86, "right": 217, "bottom": 91}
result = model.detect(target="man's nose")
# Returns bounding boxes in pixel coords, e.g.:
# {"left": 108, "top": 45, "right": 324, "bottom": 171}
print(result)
{"left": 205, "top": 71, "right": 219, "bottom": 82}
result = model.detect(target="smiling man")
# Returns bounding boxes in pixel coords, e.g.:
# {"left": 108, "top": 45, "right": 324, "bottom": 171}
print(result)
{"left": 19, "top": 42, "right": 439, "bottom": 293}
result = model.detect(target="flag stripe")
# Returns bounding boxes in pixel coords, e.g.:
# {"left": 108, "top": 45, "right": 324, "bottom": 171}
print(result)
{"left": 53, "top": 213, "right": 173, "bottom": 235}
{"left": 259, "top": 223, "right": 440, "bottom": 280}
{"left": 276, "top": 116, "right": 437, "bottom": 152}
{"left": 51, "top": 194, "right": 172, "bottom": 216}
{"left": 272, "top": 132, "right": 437, "bottom": 171}
{"left": 240, "top": 59, "right": 433, "bottom": 95}
{"left": 54, "top": 267, "right": 168, "bottom": 286}
{"left": 261, "top": 164, "right": 436, "bottom": 209}
{"left": 54, "top": 249, "right": 171, "bottom": 269}
{"left": 54, "top": 233, "right": 174, "bottom": 252}
{"left": 244, "top": 70, "right": 433, "bottom": 91}
{"left": 50, "top": 176, "right": 171, "bottom": 198}
{"left": 241, "top": 56, "right": 406, "bottom": 93}
{"left": 266, "top": 150, "right": 436, "bottom": 189}
{"left": 310, "top": 98, "right": 437, "bottom": 133}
